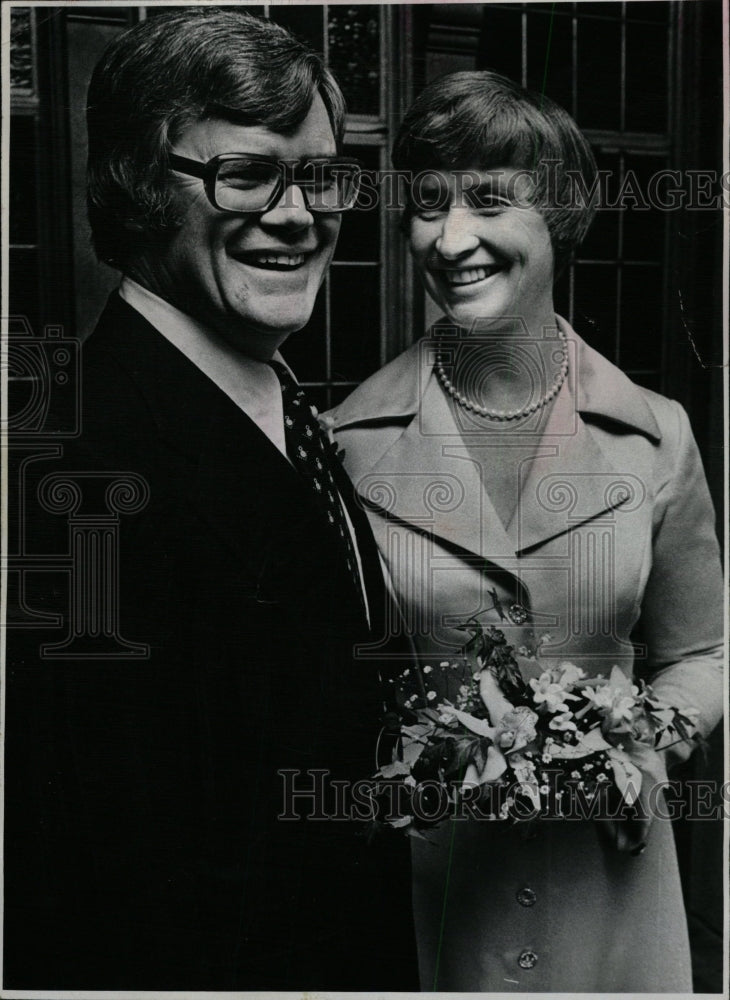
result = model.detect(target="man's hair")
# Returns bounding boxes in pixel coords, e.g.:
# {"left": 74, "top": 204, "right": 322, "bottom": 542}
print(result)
{"left": 87, "top": 7, "right": 346, "bottom": 269}
{"left": 391, "top": 70, "right": 598, "bottom": 272}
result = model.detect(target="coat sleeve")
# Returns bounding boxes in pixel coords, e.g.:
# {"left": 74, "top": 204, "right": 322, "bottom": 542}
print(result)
{"left": 637, "top": 399, "right": 724, "bottom": 767}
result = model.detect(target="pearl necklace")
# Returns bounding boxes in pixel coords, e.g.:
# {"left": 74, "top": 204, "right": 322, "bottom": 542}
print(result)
{"left": 435, "top": 328, "right": 569, "bottom": 421}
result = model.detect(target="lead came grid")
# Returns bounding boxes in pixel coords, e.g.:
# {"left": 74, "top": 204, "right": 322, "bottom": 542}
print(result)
{"left": 479, "top": 1, "right": 673, "bottom": 396}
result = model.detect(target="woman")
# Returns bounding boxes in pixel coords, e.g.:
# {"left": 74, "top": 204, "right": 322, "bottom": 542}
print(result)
{"left": 327, "top": 72, "right": 724, "bottom": 992}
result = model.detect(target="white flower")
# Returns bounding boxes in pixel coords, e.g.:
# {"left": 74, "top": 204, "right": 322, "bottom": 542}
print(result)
{"left": 439, "top": 661, "right": 449, "bottom": 668}
{"left": 549, "top": 711, "right": 578, "bottom": 732}
{"left": 556, "top": 661, "right": 585, "bottom": 686}
{"left": 584, "top": 676, "right": 639, "bottom": 730}
{"left": 423, "top": 665, "right": 432, "bottom": 674}
{"left": 529, "top": 671, "right": 579, "bottom": 713}
{"left": 426, "top": 690, "right": 437, "bottom": 701}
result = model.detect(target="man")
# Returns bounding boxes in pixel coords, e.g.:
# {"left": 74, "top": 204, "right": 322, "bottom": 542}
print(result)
{"left": 5, "top": 9, "right": 417, "bottom": 990}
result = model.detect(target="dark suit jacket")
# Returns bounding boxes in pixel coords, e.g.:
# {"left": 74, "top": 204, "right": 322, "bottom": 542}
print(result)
{"left": 5, "top": 294, "right": 417, "bottom": 990}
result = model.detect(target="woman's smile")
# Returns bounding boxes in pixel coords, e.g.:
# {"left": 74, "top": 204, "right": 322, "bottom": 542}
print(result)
{"left": 433, "top": 263, "right": 506, "bottom": 289}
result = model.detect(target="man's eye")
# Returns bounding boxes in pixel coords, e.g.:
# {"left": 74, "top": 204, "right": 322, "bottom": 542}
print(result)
{"left": 219, "top": 163, "right": 277, "bottom": 189}
{"left": 466, "top": 193, "right": 510, "bottom": 212}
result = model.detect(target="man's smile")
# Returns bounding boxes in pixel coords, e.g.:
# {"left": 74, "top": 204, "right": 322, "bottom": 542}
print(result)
{"left": 229, "top": 250, "right": 311, "bottom": 270}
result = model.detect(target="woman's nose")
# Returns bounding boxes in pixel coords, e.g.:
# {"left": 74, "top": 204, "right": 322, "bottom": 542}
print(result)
{"left": 260, "top": 183, "right": 315, "bottom": 229}
{"left": 435, "top": 208, "right": 481, "bottom": 259}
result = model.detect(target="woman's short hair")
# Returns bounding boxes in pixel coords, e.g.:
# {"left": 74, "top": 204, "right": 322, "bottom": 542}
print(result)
{"left": 87, "top": 8, "right": 346, "bottom": 269}
{"left": 392, "top": 70, "right": 598, "bottom": 272}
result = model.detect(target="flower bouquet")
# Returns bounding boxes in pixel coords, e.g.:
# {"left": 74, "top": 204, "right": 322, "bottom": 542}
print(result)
{"left": 373, "top": 622, "right": 698, "bottom": 835}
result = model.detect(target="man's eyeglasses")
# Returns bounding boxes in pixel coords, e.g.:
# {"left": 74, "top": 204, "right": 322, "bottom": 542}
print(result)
{"left": 169, "top": 152, "right": 363, "bottom": 214}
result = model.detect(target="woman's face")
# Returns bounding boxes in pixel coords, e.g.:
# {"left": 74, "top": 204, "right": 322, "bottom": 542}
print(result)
{"left": 408, "top": 167, "right": 555, "bottom": 333}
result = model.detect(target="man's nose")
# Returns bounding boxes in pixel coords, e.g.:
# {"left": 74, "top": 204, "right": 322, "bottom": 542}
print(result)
{"left": 435, "top": 207, "right": 480, "bottom": 260}
{"left": 260, "top": 183, "right": 314, "bottom": 229}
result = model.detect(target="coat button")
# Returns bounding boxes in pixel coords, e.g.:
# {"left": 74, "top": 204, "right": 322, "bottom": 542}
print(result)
{"left": 516, "top": 886, "right": 537, "bottom": 907}
{"left": 518, "top": 949, "right": 538, "bottom": 969}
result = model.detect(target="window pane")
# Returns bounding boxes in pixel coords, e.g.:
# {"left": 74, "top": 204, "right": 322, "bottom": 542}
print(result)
{"left": 526, "top": 10, "right": 574, "bottom": 115}
{"left": 572, "top": 263, "right": 618, "bottom": 362}
{"left": 270, "top": 5, "right": 324, "bottom": 52}
{"left": 575, "top": 3, "right": 621, "bottom": 18}
{"left": 627, "top": 371, "right": 662, "bottom": 393}
{"left": 625, "top": 20, "right": 668, "bottom": 132}
{"left": 335, "top": 144, "right": 380, "bottom": 263}
{"left": 626, "top": 2, "right": 670, "bottom": 24}
{"left": 330, "top": 265, "right": 380, "bottom": 381}
{"left": 577, "top": 150, "right": 620, "bottom": 261}
{"left": 477, "top": 6, "right": 523, "bottom": 82}
{"left": 621, "top": 154, "right": 667, "bottom": 261}
{"left": 327, "top": 5, "right": 381, "bottom": 116}
{"left": 576, "top": 16, "right": 621, "bottom": 130}
{"left": 620, "top": 265, "right": 663, "bottom": 370}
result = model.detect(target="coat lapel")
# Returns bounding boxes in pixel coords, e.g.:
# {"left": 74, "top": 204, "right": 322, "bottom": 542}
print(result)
{"left": 508, "top": 326, "right": 662, "bottom": 553}
{"left": 339, "top": 340, "right": 516, "bottom": 566}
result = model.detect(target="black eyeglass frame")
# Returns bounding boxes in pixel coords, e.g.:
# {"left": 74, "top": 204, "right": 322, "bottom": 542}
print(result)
{"left": 168, "top": 152, "right": 364, "bottom": 214}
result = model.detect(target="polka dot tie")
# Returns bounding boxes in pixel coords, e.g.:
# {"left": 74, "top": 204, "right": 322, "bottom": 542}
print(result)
{"left": 269, "top": 361, "right": 366, "bottom": 614}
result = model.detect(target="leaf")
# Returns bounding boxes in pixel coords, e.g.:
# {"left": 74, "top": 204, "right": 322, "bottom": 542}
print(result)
{"left": 488, "top": 587, "right": 507, "bottom": 621}
{"left": 401, "top": 739, "right": 426, "bottom": 766}
{"left": 450, "top": 707, "right": 494, "bottom": 738}
{"left": 607, "top": 752, "right": 642, "bottom": 806}
{"left": 478, "top": 670, "right": 514, "bottom": 724}
{"left": 379, "top": 760, "right": 411, "bottom": 779}
{"left": 672, "top": 714, "right": 696, "bottom": 746}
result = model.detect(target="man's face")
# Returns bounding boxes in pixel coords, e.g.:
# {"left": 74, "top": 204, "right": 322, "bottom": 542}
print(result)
{"left": 136, "top": 95, "right": 341, "bottom": 359}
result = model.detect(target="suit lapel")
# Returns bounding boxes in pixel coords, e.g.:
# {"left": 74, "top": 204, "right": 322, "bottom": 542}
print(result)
{"left": 88, "top": 295, "right": 336, "bottom": 586}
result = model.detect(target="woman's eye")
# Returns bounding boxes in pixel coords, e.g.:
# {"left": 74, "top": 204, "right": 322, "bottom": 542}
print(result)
{"left": 414, "top": 208, "right": 448, "bottom": 221}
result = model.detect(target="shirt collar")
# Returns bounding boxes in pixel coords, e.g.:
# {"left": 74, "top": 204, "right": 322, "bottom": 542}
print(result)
{"left": 118, "top": 277, "right": 293, "bottom": 457}
{"left": 118, "top": 277, "right": 291, "bottom": 374}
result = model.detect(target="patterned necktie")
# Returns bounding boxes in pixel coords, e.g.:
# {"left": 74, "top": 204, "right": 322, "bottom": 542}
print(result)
{"left": 269, "top": 361, "right": 366, "bottom": 615}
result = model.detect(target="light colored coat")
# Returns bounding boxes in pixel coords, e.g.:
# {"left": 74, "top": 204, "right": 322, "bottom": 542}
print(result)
{"left": 327, "top": 318, "right": 724, "bottom": 992}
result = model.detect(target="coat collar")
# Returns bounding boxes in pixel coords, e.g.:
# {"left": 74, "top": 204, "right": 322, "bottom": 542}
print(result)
{"left": 328, "top": 316, "right": 661, "bottom": 562}
{"left": 331, "top": 316, "right": 661, "bottom": 442}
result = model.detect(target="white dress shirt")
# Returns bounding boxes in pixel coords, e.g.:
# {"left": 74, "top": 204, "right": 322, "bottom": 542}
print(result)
{"left": 118, "top": 278, "right": 370, "bottom": 622}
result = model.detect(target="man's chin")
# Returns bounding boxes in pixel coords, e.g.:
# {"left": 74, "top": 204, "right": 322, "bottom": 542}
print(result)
{"left": 219, "top": 314, "right": 311, "bottom": 360}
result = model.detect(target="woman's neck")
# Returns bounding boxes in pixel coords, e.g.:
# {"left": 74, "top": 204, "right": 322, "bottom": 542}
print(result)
{"left": 436, "top": 313, "right": 568, "bottom": 418}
